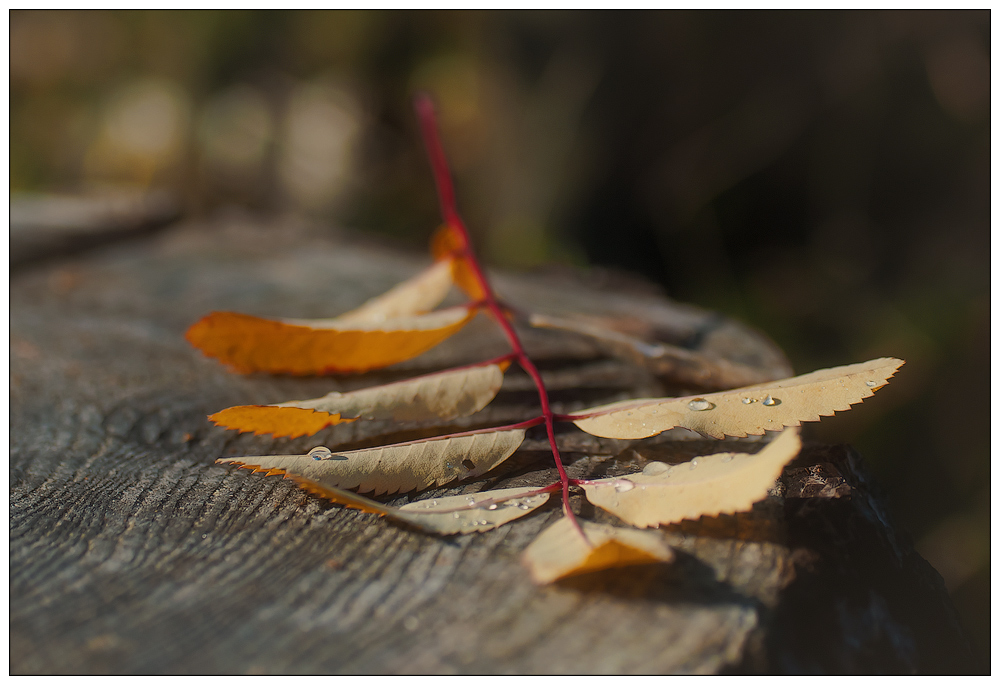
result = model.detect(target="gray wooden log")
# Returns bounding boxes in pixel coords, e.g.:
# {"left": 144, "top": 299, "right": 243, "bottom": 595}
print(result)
{"left": 10, "top": 211, "right": 979, "bottom": 674}
{"left": 10, "top": 190, "right": 179, "bottom": 270}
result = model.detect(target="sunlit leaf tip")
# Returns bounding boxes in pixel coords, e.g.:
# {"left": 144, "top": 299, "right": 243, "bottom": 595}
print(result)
{"left": 522, "top": 518, "right": 675, "bottom": 584}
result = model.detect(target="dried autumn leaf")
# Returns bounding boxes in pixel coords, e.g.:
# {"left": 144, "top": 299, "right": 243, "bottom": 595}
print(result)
{"left": 530, "top": 312, "right": 782, "bottom": 390}
{"left": 581, "top": 427, "right": 801, "bottom": 528}
{"left": 210, "top": 361, "right": 509, "bottom": 438}
{"left": 573, "top": 357, "right": 904, "bottom": 439}
{"left": 394, "top": 486, "right": 551, "bottom": 534}
{"left": 522, "top": 517, "right": 675, "bottom": 584}
{"left": 431, "top": 223, "right": 485, "bottom": 300}
{"left": 261, "top": 476, "right": 549, "bottom": 534}
{"left": 217, "top": 428, "right": 525, "bottom": 496}
{"left": 331, "top": 258, "right": 456, "bottom": 325}
{"left": 186, "top": 306, "right": 476, "bottom": 375}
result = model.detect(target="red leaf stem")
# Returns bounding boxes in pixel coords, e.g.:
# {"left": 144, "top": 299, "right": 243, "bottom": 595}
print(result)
{"left": 414, "top": 93, "right": 585, "bottom": 541}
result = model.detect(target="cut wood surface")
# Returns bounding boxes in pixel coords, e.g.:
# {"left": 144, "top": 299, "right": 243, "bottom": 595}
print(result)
{"left": 10, "top": 211, "right": 979, "bottom": 674}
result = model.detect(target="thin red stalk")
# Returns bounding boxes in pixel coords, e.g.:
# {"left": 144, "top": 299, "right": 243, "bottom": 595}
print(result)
{"left": 415, "top": 94, "right": 584, "bottom": 539}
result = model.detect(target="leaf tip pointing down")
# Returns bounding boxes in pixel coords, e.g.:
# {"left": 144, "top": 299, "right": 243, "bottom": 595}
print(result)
{"left": 523, "top": 518, "right": 675, "bottom": 584}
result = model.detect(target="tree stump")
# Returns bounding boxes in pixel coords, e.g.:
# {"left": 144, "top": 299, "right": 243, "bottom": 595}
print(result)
{"left": 10, "top": 207, "right": 979, "bottom": 674}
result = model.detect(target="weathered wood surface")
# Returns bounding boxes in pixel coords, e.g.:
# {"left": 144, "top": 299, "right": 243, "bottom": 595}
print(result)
{"left": 10, "top": 212, "right": 978, "bottom": 674}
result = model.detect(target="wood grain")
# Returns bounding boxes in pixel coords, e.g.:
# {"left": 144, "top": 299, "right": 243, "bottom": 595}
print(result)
{"left": 10, "top": 212, "right": 978, "bottom": 673}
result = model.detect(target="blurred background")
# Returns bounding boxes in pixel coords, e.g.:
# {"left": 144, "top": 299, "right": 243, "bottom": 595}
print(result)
{"left": 10, "top": 10, "right": 989, "bottom": 656}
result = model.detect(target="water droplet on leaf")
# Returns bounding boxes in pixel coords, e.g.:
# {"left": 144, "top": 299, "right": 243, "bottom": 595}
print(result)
{"left": 762, "top": 395, "right": 780, "bottom": 406}
{"left": 689, "top": 459, "right": 699, "bottom": 470}
{"left": 866, "top": 380, "right": 877, "bottom": 387}
{"left": 688, "top": 398, "right": 715, "bottom": 411}
{"left": 614, "top": 479, "right": 636, "bottom": 492}
{"left": 642, "top": 461, "right": 671, "bottom": 476}
{"left": 308, "top": 446, "right": 332, "bottom": 460}
{"left": 742, "top": 397, "right": 756, "bottom": 404}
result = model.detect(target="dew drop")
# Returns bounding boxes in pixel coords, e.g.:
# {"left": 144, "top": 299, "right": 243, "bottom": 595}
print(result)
{"left": 427, "top": 500, "right": 438, "bottom": 507}
{"left": 721, "top": 454, "right": 733, "bottom": 463}
{"left": 865, "top": 380, "right": 877, "bottom": 387}
{"left": 689, "top": 459, "right": 699, "bottom": 470}
{"left": 642, "top": 461, "right": 671, "bottom": 476}
{"left": 742, "top": 397, "right": 756, "bottom": 404}
{"left": 688, "top": 398, "right": 716, "bottom": 412}
{"left": 476, "top": 519, "right": 489, "bottom": 526}
{"left": 466, "top": 496, "right": 477, "bottom": 504}
{"left": 308, "top": 446, "right": 332, "bottom": 460}
{"left": 517, "top": 502, "right": 531, "bottom": 510}
{"left": 614, "top": 479, "right": 636, "bottom": 492}
{"left": 487, "top": 503, "right": 498, "bottom": 510}
{"left": 762, "top": 395, "right": 780, "bottom": 406}
{"left": 452, "top": 512, "right": 461, "bottom": 519}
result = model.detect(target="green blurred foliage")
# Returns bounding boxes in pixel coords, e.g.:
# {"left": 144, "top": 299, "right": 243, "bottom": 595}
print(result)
{"left": 10, "top": 9, "right": 989, "bottom": 659}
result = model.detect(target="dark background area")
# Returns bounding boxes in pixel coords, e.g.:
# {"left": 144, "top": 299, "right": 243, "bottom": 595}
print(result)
{"left": 10, "top": 10, "right": 989, "bottom": 658}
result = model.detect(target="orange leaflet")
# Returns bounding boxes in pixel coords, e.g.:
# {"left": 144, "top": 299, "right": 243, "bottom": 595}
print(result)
{"left": 210, "top": 406, "right": 353, "bottom": 438}
{"left": 186, "top": 306, "right": 476, "bottom": 375}
{"left": 431, "top": 224, "right": 485, "bottom": 301}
